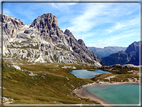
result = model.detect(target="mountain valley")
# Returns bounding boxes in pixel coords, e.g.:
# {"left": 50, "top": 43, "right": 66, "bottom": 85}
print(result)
{"left": 1, "top": 13, "right": 104, "bottom": 104}
{"left": 1, "top": 13, "right": 141, "bottom": 105}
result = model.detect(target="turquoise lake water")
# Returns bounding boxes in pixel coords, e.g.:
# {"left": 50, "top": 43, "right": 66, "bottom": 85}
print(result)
{"left": 87, "top": 84, "right": 140, "bottom": 104}
{"left": 68, "top": 69, "right": 110, "bottom": 78}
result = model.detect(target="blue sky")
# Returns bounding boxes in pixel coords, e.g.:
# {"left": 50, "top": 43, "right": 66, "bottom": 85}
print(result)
{"left": 2, "top": 1, "right": 140, "bottom": 48}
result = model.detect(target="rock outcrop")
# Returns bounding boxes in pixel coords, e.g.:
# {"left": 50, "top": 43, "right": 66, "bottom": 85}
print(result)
{"left": 1, "top": 13, "right": 104, "bottom": 67}
{"left": 1, "top": 14, "right": 25, "bottom": 37}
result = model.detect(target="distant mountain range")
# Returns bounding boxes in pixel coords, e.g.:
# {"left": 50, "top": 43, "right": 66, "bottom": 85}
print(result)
{"left": 1, "top": 13, "right": 104, "bottom": 67}
{"left": 88, "top": 46, "right": 126, "bottom": 58}
{"left": 101, "top": 41, "right": 141, "bottom": 66}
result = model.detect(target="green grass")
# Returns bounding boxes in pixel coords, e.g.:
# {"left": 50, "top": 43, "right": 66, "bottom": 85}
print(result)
{"left": 95, "top": 66, "right": 140, "bottom": 83}
{"left": 18, "top": 63, "right": 97, "bottom": 77}
{"left": 101, "top": 66, "right": 139, "bottom": 74}
{"left": 91, "top": 72, "right": 139, "bottom": 83}
{"left": 3, "top": 59, "right": 139, "bottom": 104}
{"left": 3, "top": 62, "right": 99, "bottom": 104}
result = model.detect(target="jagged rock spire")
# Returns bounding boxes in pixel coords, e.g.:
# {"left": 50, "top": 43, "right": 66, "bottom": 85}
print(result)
{"left": 30, "top": 13, "right": 58, "bottom": 30}
{"left": 64, "top": 29, "right": 74, "bottom": 38}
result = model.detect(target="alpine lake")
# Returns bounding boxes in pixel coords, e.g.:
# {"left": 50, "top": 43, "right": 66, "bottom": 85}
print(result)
{"left": 68, "top": 69, "right": 140, "bottom": 104}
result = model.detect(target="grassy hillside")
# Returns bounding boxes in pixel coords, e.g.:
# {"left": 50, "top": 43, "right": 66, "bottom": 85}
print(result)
{"left": 3, "top": 61, "right": 100, "bottom": 104}
{"left": 91, "top": 66, "right": 140, "bottom": 83}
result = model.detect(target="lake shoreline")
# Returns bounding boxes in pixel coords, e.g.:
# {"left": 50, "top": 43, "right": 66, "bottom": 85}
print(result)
{"left": 73, "top": 84, "right": 111, "bottom": 105}
{"left": 73, "top": 81, "right": 140, "bottom": 105}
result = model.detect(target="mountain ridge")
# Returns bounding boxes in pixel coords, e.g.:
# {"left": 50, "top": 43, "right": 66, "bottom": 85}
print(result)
{"left": 88, "top": 46, "right": 126, "bottom": 58}
{"left": 101, "top": 41, "right": 141, "bottom": 66}
{"left": 1, "top": 13, "right": 104, "bottom": 67}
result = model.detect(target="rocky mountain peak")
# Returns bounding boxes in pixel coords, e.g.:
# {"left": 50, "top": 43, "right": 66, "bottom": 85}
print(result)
{"left": 0, "top": 14, "right": 24, "bottom": 25}
{"left": 64, "top": 29, "right": 74, "bottom": 38}
{"left": 78, "top": 39, "right": 85, "bottom": 46}
{"left": 1, "top": 14, "right": 25, "bottom": 37}
{"left": 30, "top": 13, "right": 58, "bottom": 30}
{"left": 125, "top": 41, "right": 140, "bottom": 54}
{"left": 2, "top": 13, "right": 104, "bottom": 67}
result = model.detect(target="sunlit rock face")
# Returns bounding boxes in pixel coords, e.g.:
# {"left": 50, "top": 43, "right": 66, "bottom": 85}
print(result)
{"left": 1, "top": 14, "right": 25, "bottom": 37}
{"left": 1, "top": 13, "right": 104, "bottom": 67}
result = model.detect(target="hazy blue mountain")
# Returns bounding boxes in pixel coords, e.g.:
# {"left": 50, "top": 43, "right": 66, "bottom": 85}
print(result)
{"left": 88, "top": 46, "right": 126, "bottom": 58}
{"left": 101, "top": 41, "right": 141, "bottom": 66}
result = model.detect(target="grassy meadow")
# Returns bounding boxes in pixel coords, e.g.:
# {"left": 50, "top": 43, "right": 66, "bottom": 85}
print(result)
{"left": 2, "top": 59, "right": 140, "bottom": 104}
{"left": 3, "top": 61, "right": 100, "bottom": 104}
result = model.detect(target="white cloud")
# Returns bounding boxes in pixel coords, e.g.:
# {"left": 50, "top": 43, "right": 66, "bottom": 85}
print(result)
{"left": 98, "top": 40, "right": 102, "bottom": 42}
{"left": 76, "top": 32, "right": 97, "bottom": 40}
{"left": 51, "top": 3, "right": 59, "bottom": 9}
{"left": 63, "top": 3, "right": 140, "bottom": 48}
{"left": 106, "top": 16, "right": 139, "bottom": 34}
{"left": 108, "top": 33, "right": 136, "bottom": 42}
{"left": 2, "top": 2, "right": 139, "bottom": 48}
{"left": 107, "top": 22, "right": 129, "bottom": 33}
{"left": 87, "top": 30, "right": 139, "bottom": 48}
{"left": 51, "top": 1, "right": 79, "bottom": 10}
{"left": 67, "top": 3, "right": 139, "bottom": 35}
{"left": 68, "top": 4, "right": 107, "bottom": 33}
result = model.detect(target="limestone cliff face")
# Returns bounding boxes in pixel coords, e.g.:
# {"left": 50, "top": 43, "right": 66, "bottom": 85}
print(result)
{"left": 1, "top": 13, "right": 104, "bottom": 67}
{"left": 0, "top": 14, "right": 25, "bottom": 56}
{"left": 1, "top": 14, "right": 25, "bottom": 37}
